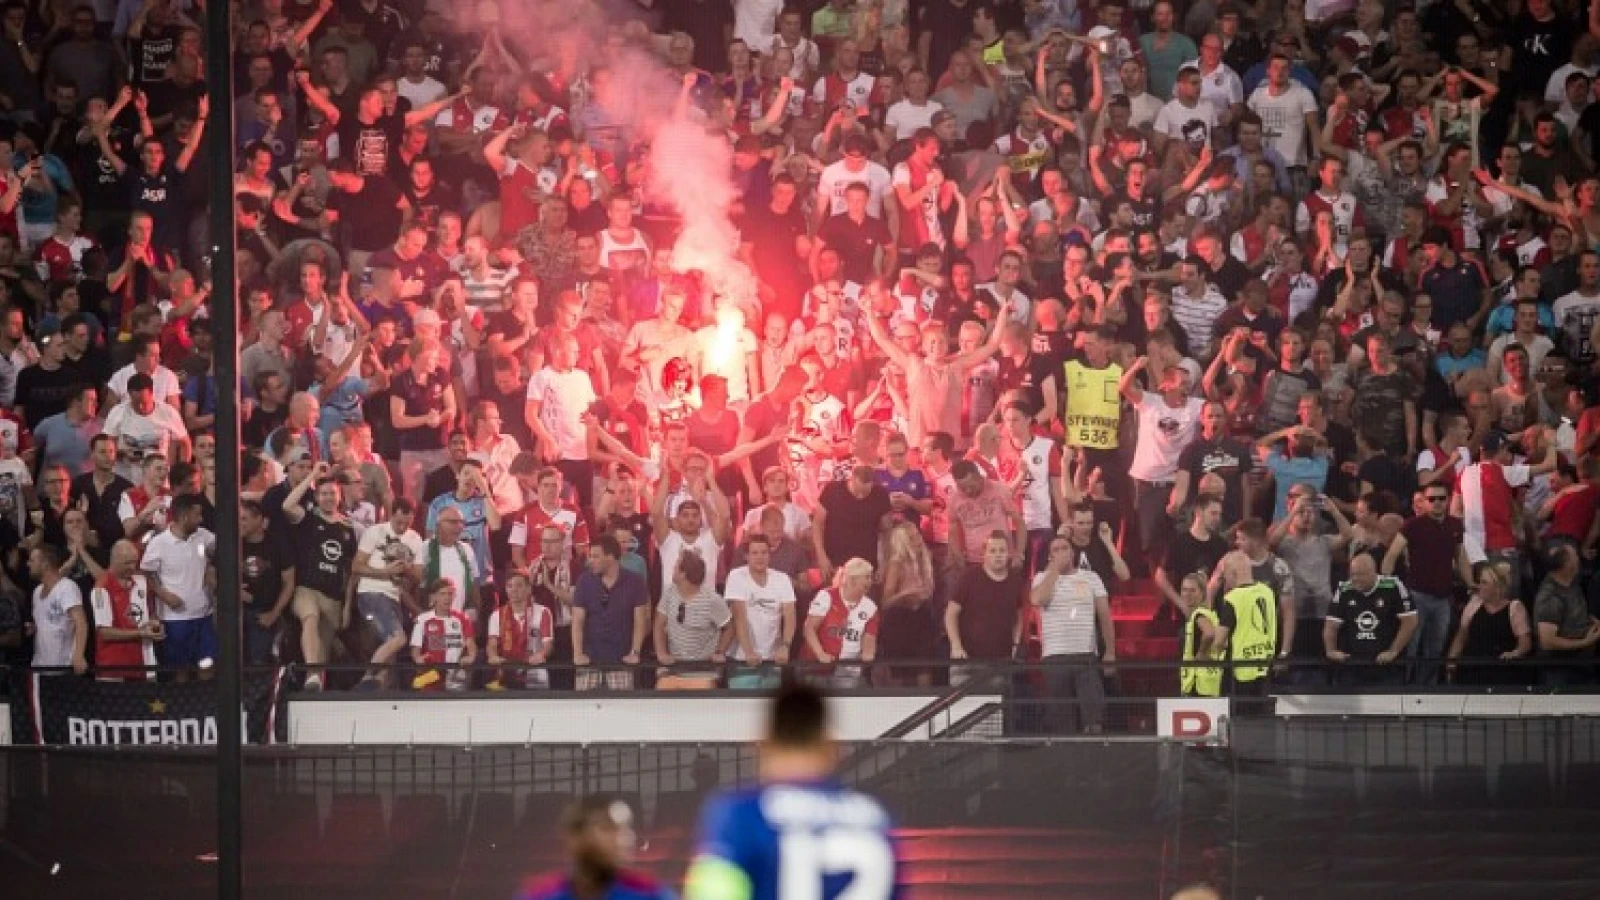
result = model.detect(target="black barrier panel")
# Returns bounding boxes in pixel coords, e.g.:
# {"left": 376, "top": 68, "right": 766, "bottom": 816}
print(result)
{"left": 3, "top": 721, "right": 1600, "bottom": 899}
{"left": 1228, "top": 717, "right": 1600, "bottom": 900}
{"left": 0, "top": 742, "right": 1205, "bottom": 900}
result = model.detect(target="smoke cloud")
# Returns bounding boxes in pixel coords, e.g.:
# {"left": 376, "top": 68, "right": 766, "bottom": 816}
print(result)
{"left": 495, "top": 0, "right": 758, "bottom": 308}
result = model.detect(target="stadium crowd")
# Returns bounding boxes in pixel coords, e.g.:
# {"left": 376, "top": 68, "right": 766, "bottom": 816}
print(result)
{"left": 0, "top": 0, "right": 1598, "bottom": 726}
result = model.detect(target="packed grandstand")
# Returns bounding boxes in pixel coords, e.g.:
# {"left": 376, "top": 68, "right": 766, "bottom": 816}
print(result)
{"left": 0, "top": 0, "right": 1596, "bottom": 718}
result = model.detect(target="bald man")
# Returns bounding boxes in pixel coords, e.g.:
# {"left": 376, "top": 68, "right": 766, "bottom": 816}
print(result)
{"left": 1214, "top": 548, "right": 1282, "bottom": 697}
{"left": 90, "top": 539, "right": 164, "bottom": 680}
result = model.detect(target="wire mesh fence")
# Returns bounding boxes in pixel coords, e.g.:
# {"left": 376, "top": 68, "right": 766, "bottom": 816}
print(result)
{"left": 4, "top": 716, "right": 1600, "bottom": 899}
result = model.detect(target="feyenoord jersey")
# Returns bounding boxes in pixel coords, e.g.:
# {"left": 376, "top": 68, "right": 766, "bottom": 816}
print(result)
{"left": 411, "top": 609, "right": 473, "bottom": 665}
{"left": 509, "top": 500, "right": 590, "bottom": 560}
{"left": 802, "top": 591, "right": 879, "bottom": 661}
{"left": 808, "top": 71, "right": 876, "bottom": 116}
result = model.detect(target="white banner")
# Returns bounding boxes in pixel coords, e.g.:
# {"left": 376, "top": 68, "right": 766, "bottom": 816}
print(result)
{"left": 286, "top": 694, "right": 1000, "bottom": 745}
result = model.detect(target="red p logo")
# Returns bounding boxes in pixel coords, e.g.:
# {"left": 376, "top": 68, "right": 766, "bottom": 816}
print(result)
{"left": 1157, "top": 699, "right": 1229, "bottom": 742}
{"left": 1171, "top": 710, "right": 1213, "bottom": 738}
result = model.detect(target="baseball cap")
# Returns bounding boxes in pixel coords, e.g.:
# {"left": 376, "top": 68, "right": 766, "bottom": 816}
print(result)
{"left": 1087, "top": 25, "right": 1118, "bottom": 40}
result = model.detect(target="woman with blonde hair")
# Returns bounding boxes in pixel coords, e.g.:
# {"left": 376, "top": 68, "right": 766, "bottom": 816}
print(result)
{"left": 1447, "top": 562, "right": 1534, "bottom": 687}
{"left": 877, "top": 520, "right": 937, "bottom": 685}
{"left": 801, "top": 557, "right": 879, "bottom": 688}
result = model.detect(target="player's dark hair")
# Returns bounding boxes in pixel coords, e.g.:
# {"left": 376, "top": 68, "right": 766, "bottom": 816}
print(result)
{"left": 561, "top": 795, "right": 632, "bottom": 837}
{"left": 767, "top": 683, "right": 829, "bottom": 748}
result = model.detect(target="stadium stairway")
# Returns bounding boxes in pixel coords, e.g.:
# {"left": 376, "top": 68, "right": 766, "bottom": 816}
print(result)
{"left": 1108, "top": 579, "right": 1182, "bottom": 699}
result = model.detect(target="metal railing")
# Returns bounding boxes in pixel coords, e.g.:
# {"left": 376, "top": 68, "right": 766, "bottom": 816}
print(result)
{"left": 8, "top": 654, "right": 1595, "bottom": 691}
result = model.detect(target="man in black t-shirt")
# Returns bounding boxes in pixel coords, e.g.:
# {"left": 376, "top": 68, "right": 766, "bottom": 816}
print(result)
{"left": 70, "top": 435, "right": 133, "bottom": 552}
{"left": 1158, "top": 496, "right": 1230, "bottom": 620}
{"left": 1324, "top": 555, "right": 1417, "bottom": 687}
{"left": 282, "top": 463, "right": 359, "bottom": 690}
{"left": 327, "top": 160, "right": 412, "bottom": 271}
{"left": 1174, "top": 402, "right": 1255, "bottom": 524}
{"left": 14, "top": 329, "right": 81, "bottom": 429}
{"left": 815, "top": 182, "right": 892, "bottom": 284}
{"left": 994, "top": 322, "right": 1059, "bottom": 425}
{"left": 1506, "top": 0, "right": 1574, "bottom": 98}
{"left": 335, "top": 88, "right": 404, "bottom": 181}
{"left": 1063, "top": 503, "right": 1128, "bottom": 587}
{"left": 814, "top": 465, "right": 892, "bottom": 581}
{"left": 240, "top": 499, "right": 296, "bottom": 664}
{"left": 739, "top": 175, "right": 809, "bottom": 319}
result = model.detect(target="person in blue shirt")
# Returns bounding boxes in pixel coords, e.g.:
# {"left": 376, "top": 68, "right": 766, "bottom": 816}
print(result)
{"left": 426, "top": 459, "right": 501, "bottom": 582}
{"left": 517, "top": 796, "right": 673, "bottom": 900}
{"left": 1256, "top": 424, "right": 1331, "bottom": 523}
{"left": 685, "top": 684, "right": 900, "bottom": 900}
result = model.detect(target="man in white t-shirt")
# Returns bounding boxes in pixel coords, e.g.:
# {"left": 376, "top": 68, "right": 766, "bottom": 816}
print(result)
{"left": 103, "top": 374, "right": 191, "bottom": 482}
{"left": 814, "top": 133, "right": 893, "bottom": 227}
{"left": 884, "top": 70, "right": 943, "bottom": 141}
{"left": 141, "top": 494, "right": 218, "bottom": 671}
{"left": 762, "top": 9, "right": 821, "bottom": 80}
{"left": 653, "top": 480, "right": 730, "bottom": 598}
{"left": 1120, "top": 357, "right": 1205, "bottom": 564}
{"left": 106, "top": 334, "right": 182, "bottom": 410}
{"left": 1120, "top": 58, "right": 1164, "bottom": 129}
{"left": 353, "top": 499, "right": 427, "bottom": 688}
{"left": 525, "top": 331, "right": 599, "bottom": 507}
{"left": 1247, "top": 53, "right": 1320, "bottom": 168}
{"left": 1553, "top": 251, "right": 1600, "bottom": 366}
{"left": 725, "top": 534, "right": 798, "bottom": 685}
{"left": 1153, "top": 66, "right": 1220, "bottom": 156}
{"left": 1031, "top": 532, "right": 1114, "bottom": 734}
{"left": 28, "top": 545, "right": 88, "bottom": 673}
{"left": 734, "top": 0, "right": 783, "bottom": 49}
{"left": 395, "top": 41, "right": 448, "bottom": 108}
{"left": 1189, "top": 36, "right": 1245, "bottom": 125}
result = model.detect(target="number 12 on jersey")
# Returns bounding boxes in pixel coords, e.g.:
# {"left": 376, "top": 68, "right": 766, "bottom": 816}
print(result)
{"left": 779, "top": 827, "right": 895, "bottom": 900}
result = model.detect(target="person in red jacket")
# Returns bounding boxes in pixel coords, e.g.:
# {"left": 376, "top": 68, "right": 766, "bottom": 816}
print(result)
{"left": 89, "top": 540, "right": 163, "bottom": 681}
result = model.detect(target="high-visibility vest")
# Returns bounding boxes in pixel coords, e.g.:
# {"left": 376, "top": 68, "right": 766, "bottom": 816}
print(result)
{"left": 1063, "top": 360, "right": 1122, "bottom": 449}
{"left": 1222, "top": 583, "right": 1279, "bottom": 683}
{"left": 1182, "top": 606, "right": 1223, "bottom": 697}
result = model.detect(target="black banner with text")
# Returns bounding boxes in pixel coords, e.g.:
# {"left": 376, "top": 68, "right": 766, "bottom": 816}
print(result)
{"left": 23, "top": 670, "right": 286, "bottom": 746}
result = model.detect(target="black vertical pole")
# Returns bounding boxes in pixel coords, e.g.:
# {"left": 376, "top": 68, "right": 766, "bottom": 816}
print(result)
{"left": 202, "top": 0, "right": 242, "bottom": 896}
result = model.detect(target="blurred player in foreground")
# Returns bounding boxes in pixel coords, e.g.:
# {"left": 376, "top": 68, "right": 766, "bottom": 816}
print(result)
{"left": 684, "top": 683, "right": 899, "bottom": 900}
{"left": 518, "top": 796, "right": 673, "bottom": 900}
